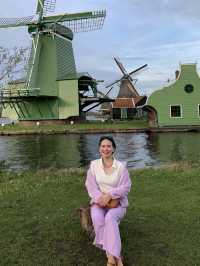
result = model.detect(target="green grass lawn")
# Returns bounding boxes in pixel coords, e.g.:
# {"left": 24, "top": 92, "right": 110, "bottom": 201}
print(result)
{"left": 0, "top": 165, "right": 199, "bottom": 265}
{"left": 0, "top": 120, "right": 148, "bottom": 134}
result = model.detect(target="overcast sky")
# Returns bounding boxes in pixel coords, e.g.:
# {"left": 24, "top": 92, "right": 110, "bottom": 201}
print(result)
{"left": 1, "top": 0, "right": 200, "bottom": 96}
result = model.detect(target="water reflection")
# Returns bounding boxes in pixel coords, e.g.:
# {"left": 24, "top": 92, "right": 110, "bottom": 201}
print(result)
{"left": 146, "top": 132, "right": 200, "bottom": 163}
{"left": 0, "top": 132, "right": 200, "bottom": 171}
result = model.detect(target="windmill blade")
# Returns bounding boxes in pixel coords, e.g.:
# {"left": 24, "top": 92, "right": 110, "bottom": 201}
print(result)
{"left": 43, "top": 0, "right": 57, "bottom": 15}
{"left": 26, "top": 32, "right": 41, "bottom": 89}
{"left": 97, "top": 90, "right": 108, "bottom": 98}
{"left": 105, "top": 86, "right": 114, "bottom": 96}
{"left": 129, "top": 64, "right": 148, "bottom": 76}
{"left": 0, "top": 16, "right": 34, "bottom": 29}
{"left": 37, "top": 0, "right": 56, "bottom": 17}
{"left": 36, "top": 0, "right": 45, "bottom": 18}
{"left": 43, "top": 10, "right": 106, "bottom": 33}
{"left": 37, "top": 0, "right": 56, "bottom": 20}
{"left": 105, "top": 77, "right": 123, "bottom": 88}
{"left": 114, "top": 57, "right": 128, "bottom": 76}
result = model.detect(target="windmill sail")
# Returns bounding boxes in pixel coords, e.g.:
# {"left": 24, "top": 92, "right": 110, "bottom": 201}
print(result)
{"left": 43, "top": 0, "right": 57, "bottom": 14}
{"left": 26, "top": 33, "right": 42, "bottom": 89}
{"left": 114, "top": 57, "right": 128, "bottom": 76}
{"left": 0, "top": 16, "right": 34, "bottom": 29}
{"left": 43, "top": 10, "right": 106, "bottom": 33}
{"left": 36, "top": 0, "right": 45, "bottom": 16}
{"left": 37, "top": 0, "right": 56, "bottom": 16}
{"left": 129, "top": 64, "right": 148, "bottom": 76}
{"left": 63, "top": 11, "right": 106, "bottom": 33}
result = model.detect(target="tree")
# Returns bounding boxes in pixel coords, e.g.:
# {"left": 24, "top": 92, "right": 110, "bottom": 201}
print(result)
{"left": 0, "top": 46, "right": 29, "bottom": 88}
{"left": 0, "top": 46, "right": 29, "bottom": 118}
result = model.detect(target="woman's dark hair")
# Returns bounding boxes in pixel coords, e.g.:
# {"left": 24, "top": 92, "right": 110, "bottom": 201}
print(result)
{"left": 98, "top": 136, "right": 116, "bottom": 150}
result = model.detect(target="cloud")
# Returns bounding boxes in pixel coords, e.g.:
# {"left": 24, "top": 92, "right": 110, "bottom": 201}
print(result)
{"left": 128, "top": 0, "right": 200, "bottom": 21}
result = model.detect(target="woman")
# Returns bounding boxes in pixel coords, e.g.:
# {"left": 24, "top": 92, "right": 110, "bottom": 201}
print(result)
{"left": 85, "top": 136, "right": 131, "bottom": 266}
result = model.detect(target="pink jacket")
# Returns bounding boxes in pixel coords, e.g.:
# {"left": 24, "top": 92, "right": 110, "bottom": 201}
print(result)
{"left": 85, "top": 161, "right": 132, "bottom": 208}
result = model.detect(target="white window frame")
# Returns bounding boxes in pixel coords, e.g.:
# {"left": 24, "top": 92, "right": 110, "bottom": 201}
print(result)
{"left": 170, "top": 105, "right": 182, "bottom": 118}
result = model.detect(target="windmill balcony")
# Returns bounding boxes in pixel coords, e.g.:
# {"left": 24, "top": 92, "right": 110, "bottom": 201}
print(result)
{"left": 0, "top": 87, "right": 41, "bottom": 100}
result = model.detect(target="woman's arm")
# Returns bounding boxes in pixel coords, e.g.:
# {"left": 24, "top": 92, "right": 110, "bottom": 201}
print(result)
{"left": 109, "top": 167, "right": 131, "bottom": 199}
{"left": 85, "top": 167, "right": 102, "bottom": 204}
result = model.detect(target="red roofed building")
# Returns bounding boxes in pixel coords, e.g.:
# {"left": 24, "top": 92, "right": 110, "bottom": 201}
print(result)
{"left": 111, "top": 96, "right": 146, "bottom": 119}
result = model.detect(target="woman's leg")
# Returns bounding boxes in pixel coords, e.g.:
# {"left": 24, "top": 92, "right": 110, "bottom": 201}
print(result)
{"left": 103, "top": 207, "right": 126, "bottom": 260}
{"left": 90, "top": 204, "right": 106, "bottom": 248}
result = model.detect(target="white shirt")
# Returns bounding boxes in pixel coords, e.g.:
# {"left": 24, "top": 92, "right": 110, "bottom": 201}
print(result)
{"left": 90, "top": 158, "right": 124, "bottom": 193}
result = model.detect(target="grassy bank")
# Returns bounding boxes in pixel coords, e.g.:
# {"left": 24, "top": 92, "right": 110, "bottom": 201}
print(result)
{"left": 0, "top": 165, "right": 199, "bottom": 265}
{"left": 0, "top": 120, "right": 148, "bottom": 135}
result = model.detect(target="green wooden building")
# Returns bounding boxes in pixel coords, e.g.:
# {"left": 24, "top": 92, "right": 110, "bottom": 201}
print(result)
{"left": 146, "top": 63, "right": 200, "bottom": 127}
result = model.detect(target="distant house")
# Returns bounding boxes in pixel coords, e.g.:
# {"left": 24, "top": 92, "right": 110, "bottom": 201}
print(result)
{"left": 146, "top": 64, "right": 200, "bottom": 127}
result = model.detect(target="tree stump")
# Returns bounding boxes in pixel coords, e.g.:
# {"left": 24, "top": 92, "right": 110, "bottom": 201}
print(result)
{"left": 77, "top": 206, "right": 94, "bottom": 239}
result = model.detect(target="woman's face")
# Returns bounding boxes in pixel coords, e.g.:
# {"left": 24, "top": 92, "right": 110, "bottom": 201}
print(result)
{"left": 99, "top": 139, "right": 114, "bottom": 159}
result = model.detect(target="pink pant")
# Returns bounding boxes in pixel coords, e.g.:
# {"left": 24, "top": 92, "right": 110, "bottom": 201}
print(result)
{"left": 90, "top": 204, "right": 126, "bottom": 259}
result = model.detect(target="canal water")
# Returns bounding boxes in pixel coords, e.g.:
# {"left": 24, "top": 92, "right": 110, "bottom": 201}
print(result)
{"left": 0, "top": 132, "right": 200, "bottom": 171}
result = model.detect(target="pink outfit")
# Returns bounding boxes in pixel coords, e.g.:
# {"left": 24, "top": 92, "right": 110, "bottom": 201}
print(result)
{"left": 85, "top": 160, "right": 131, "bottom": 259}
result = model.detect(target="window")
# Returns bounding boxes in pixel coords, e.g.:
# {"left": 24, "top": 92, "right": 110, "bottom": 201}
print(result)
{"left": 170, "top": 105, "right": 181, "bottom": 117}
{"left": 184, "top": 84, "right": 194, "bottom": 93}
{"left": 121, "top": 108, "right": 127, "bottom": 119}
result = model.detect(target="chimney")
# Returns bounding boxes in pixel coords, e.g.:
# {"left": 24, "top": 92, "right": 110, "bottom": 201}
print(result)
{"left": 175, "top": 70, "right": 179, "bottom": 80}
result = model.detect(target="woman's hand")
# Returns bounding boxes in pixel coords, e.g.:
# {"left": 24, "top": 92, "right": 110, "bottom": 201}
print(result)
{"left": 97, "top": 193, "right": 112, "bottom": 207}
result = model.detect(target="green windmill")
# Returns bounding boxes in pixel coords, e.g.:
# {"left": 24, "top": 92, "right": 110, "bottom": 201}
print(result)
{"left": 0, "top": 0, "right": 109, "bottom": 123}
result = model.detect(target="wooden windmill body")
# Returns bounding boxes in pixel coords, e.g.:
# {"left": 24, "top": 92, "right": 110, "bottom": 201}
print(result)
{"left": 0, "top": 0, "right": 110, "bottom": 124}
{"left": 103, "top": 57, "right": 147, "bottom": 119}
